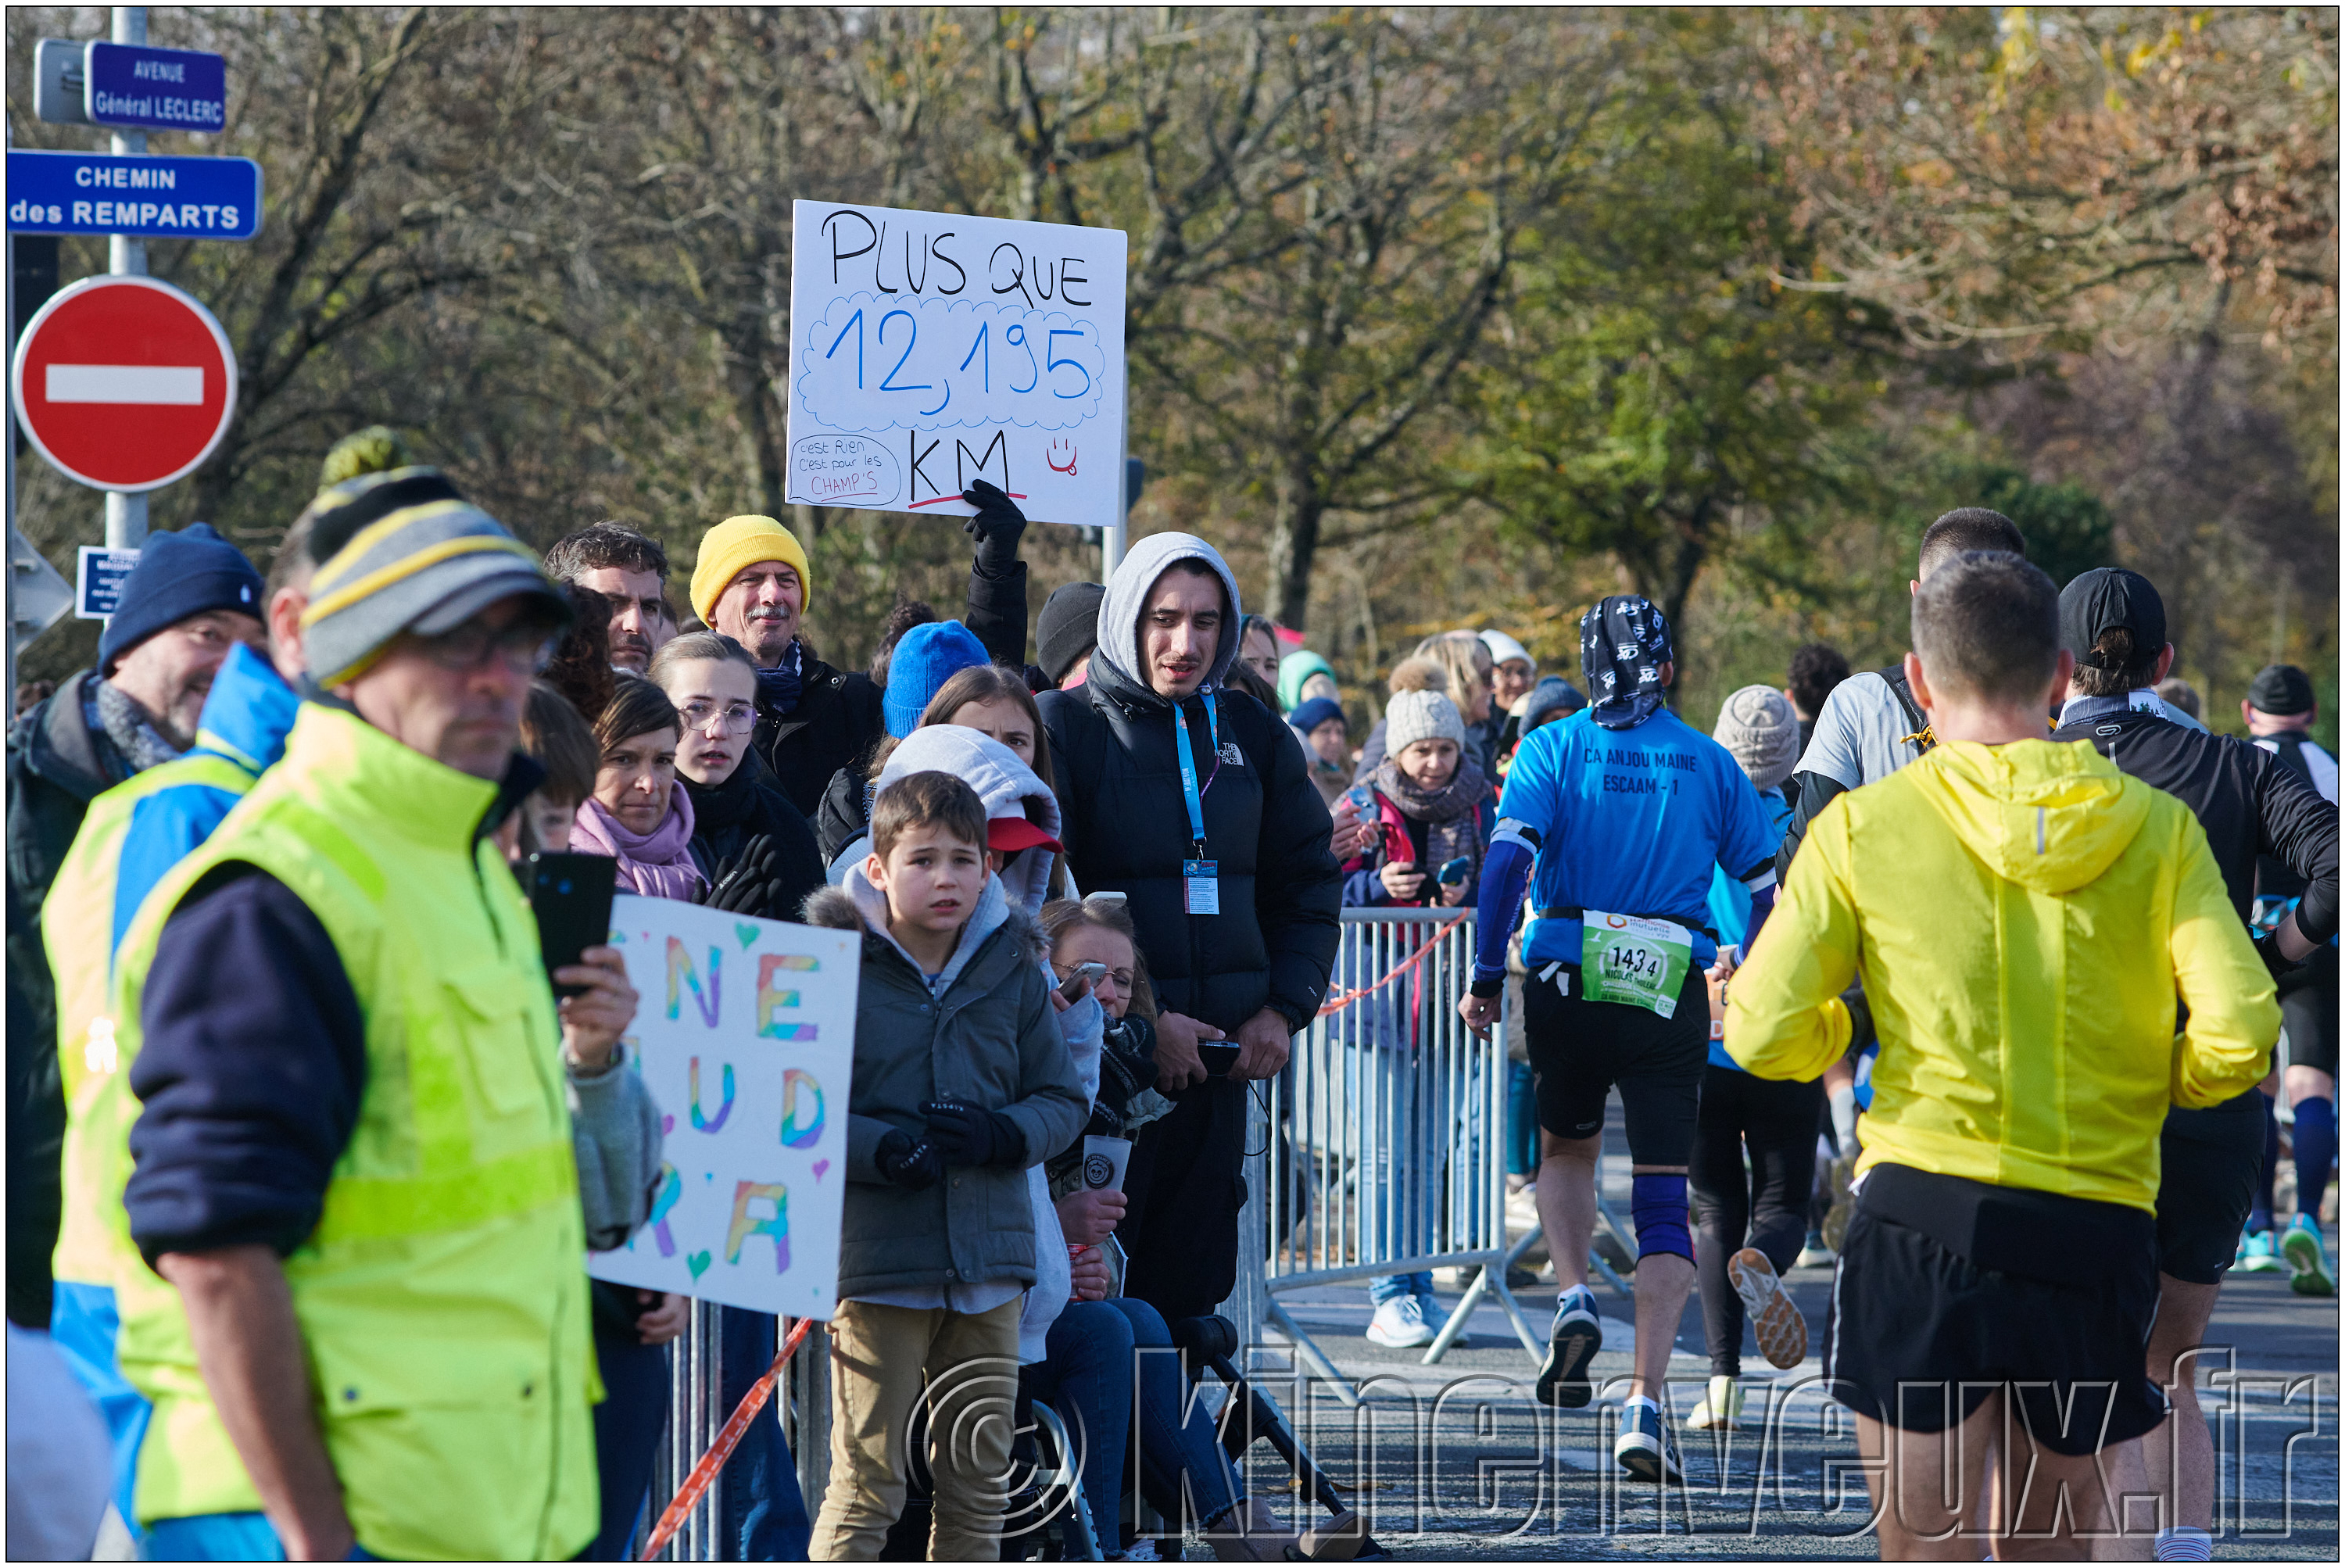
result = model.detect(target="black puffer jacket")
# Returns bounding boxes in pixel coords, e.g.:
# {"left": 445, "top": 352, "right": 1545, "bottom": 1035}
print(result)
{"left": 1036, "top": 553, "right": 1340, "bottom": 1039}
{"left": 814, "top": 764, "right": 872, "bottom": 868}
{"left": 678, "top": 754, "right": 828, "bottom": 925}
{"left": 751, "top": 654, "right": 885, "bottom": 822}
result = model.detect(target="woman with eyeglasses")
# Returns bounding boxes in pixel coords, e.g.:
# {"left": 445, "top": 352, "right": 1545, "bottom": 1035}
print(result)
{"left": 646, "top": 632, "right": 825, "bottom": 925}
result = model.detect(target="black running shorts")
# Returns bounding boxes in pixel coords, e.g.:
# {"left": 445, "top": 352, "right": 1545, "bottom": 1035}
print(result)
{"left": 2157, "top": 1090, "right": 2268, "bottom": 1285}
{"left": 1520, "top": 963, "right": 1706, "bottom": 1167}
{"left": 1824, "top": 1187, "right": 2167, "bottom": 1456}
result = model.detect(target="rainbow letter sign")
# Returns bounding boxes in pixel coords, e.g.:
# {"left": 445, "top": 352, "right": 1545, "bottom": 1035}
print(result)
{"left": 587, "top": 894, "right": 861, "bottom": 1319}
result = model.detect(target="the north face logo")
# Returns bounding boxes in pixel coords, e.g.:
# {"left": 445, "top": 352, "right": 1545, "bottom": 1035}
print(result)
{"left": 1217, "top": 741, "right": 1245, "bottom": 767}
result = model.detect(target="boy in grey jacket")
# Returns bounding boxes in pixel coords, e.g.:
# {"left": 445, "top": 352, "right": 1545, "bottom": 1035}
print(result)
{"left": 804, "top": 771, "right": 1089, "bottom": 1562}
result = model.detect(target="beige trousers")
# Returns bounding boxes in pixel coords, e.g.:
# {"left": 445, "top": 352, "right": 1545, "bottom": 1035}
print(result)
{"left": 808, "top": 1296, "right": 1023, "bottom": 1561}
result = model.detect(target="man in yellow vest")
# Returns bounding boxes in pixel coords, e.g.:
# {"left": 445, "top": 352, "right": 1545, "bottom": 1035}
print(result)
{"left": 99, "top": 483, "right": 607, "bottom": 1559}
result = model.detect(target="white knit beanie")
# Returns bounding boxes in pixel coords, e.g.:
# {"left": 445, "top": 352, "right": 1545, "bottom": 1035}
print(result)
{"left": 1385, "top": 688, "right": 1466, "bottom": 755}
{"left": 1713, "top": 684, "right": 1800, "bottom": 792}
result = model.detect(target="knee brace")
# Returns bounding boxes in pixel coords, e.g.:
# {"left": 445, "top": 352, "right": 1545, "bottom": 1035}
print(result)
{"left": 1631, "top": 1172, "right": 1694, "bottom": 1265}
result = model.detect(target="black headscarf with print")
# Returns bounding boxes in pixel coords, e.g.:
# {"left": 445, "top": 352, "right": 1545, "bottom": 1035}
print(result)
{"left": 1578, "top": 594, "right": 1675, "bottom": 731}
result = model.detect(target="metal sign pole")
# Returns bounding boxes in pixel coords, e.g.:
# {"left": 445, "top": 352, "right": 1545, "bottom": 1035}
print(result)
{"left": 104, "top": 4, "right": 148, "bottom": 548}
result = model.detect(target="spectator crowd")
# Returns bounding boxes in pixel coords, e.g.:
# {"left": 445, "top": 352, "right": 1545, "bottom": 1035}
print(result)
{"left": 5, "top": 425, "right": 2335, "bottom": 1565}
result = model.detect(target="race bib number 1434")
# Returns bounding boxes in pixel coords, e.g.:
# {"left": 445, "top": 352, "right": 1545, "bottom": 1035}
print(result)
{"left": 1580, "top": 911, "right": 1692, "bottom": 1018}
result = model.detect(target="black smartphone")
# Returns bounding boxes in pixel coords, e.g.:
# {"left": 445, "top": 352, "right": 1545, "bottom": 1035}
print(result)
{"left": 1198, "top": 1042, "right": 1242, "bottom": 1076}
{"left": 528, "top": 852, "right": 618, "bottom": 998}
{"left": 1437, "top": 855, "right": 1471, "bottom": 886}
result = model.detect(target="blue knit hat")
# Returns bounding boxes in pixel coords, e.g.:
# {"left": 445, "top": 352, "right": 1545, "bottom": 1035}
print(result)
{"left": 98, "top": 522, "right": 264, "bottom": 675}
{"left": 883, "top": 619, "right": 990, "bottom": 737}
{"left": 1287, "top": 696, "right": 1346, "bottom": 736}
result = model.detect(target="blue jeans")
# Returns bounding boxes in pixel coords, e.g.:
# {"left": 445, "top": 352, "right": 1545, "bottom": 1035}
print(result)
{"left": 141, "top": 1513, "right": 374, "bottom": 1559}
{"left": 589, "top": 1316, "right": 671, "bottom": 1559}
{"left": 718, "top": 1307, "right": 814, "bottom": 1561}
{"left": 1367, "top": 1271, "right": 1437, "bottom": 1308}
{"left": 1024, "top": 1297, "right": 1246, "bottom": 1548}
{"left": 51, "top": 1281, "right": 151, "bottom": 1544}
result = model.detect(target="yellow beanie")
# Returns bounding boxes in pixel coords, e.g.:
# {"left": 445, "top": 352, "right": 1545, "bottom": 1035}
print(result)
{"left": 690, "top": 514, "right": 814, "bottom": 628}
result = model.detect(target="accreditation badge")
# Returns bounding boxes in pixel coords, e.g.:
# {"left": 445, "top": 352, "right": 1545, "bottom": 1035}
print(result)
{"left": 1183, "top": 859, "right": 1220, "bottom": 915}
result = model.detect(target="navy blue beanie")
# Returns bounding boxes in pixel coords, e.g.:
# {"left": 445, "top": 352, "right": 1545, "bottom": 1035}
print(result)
{"left": 99, "top": 523, "right": 266, "bottom": 675}
{"left": 883, "top": 618, "right": 991, "bottom": 737}
{"left": 1287, "top": 696, "right": 1346, "bottom": 736}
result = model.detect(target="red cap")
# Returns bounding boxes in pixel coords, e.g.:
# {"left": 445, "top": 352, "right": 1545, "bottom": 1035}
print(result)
{"left": 987, "top": 816, "right": 1064, "bottom": 854}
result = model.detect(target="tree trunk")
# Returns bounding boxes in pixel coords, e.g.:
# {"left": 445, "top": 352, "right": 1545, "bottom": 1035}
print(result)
{"left": 1265, "top": 478, "right": 1324, "bottom": 631}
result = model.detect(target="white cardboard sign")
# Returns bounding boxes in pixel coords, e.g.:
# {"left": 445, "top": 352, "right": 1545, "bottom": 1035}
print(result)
{"left": 586, "top": 893, "right": 861, "bottom": 1319}
{"left": 786, "top": 199, "right": 1128, "bottom": 527}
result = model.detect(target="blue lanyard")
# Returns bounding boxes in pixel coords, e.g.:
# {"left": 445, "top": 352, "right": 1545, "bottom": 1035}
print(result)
{"left": 1170, "top": 692, "right": 1219, "bottom": 854}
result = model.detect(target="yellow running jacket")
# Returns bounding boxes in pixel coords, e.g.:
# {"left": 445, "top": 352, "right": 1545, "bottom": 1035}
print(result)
{"left": 1727, "top": 736, "right": 2279, "bottom": 1212}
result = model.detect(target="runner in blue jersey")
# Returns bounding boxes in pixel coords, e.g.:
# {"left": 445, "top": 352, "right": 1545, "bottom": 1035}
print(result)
{"left": 1459, "top": 595, "right": 1778, "bottom": 1484}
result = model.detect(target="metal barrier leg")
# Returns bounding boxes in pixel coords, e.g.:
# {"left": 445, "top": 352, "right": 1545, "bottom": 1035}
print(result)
{"left": 1420, "top": 1258, "right": 1490, "bottom": 1365}
{"left": 1264, "top": 1297, "right": 1359, "bottom": 1409}
{"left": 1593, "top": 1197, "right": 1638, "bottom": 1301}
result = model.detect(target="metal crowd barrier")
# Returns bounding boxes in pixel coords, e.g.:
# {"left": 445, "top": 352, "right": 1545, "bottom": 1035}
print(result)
{"left": 635, "top": 1305, "right": 831, "bottom": 1561}
{"left": 1261, "top": 908, "right": 1545, "bottom": 1398}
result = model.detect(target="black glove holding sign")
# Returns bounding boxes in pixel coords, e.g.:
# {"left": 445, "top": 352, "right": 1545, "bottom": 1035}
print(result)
{"left": 921, "top": 1098, "right": 1029, "bottom": 1169}
{"left": 961, "top": 481, "right": 1028, "bottom": 577}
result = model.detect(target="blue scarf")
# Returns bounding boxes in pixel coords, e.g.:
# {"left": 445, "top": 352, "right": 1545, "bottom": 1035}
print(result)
{"left": 754, "top": 639, "right": 805, "bottom": 715}
{"left": 1579, "top": 594, "right": 1674, "bottom": 731}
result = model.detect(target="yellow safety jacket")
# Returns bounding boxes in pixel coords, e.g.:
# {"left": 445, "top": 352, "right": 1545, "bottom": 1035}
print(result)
{"left": 45, "top": 752, "right": 255, "bottom": 1288}
{"left": 97, "top": 703, "right": 599, "bottom": 1559}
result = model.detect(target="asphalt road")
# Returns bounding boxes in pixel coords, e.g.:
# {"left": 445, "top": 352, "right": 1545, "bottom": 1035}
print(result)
{"left": 1217, "top": 1095, "right": 2339, "bottom": 1561}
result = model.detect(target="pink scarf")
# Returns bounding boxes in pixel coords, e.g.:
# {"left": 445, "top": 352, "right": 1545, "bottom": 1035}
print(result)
{"left": 573, "top": 788, "right": 704, "bottom": 901}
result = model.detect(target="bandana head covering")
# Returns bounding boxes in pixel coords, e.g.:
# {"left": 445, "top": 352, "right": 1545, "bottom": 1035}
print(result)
{"left": 1578, "top": 594, "right": 1674, "bottom": 731}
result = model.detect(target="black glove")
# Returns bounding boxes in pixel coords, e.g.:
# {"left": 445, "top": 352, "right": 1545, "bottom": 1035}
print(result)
{"left": 920, "top": 1098, "right": 1029, "bottom": 1169}
{"left": 961, "top": 480, "right": 1028, "bottom": 573}
{"left": 703, "top": 835, "right": 782, "bottom": 916}
{"left": 875, "top": 1129, "right": 943, "bottom": 1191}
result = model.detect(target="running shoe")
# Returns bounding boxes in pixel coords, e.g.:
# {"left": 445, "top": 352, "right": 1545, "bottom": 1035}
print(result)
{"left": 1684, "top": 1374, "right": 1743, "bottom": 1432}
{"left": 1535, "top": 1287, "right": 1602, "bottom": 1408}
{"left": 1614, "top": 1399, "right": 1685, "bottom": 1484}
{"left": 1728, "top": 1247, "right": 1809, "bottom": 1369}
{"left": 2282, "top": 1215, "right": 2336, "bottom": 1298}
{"left": 1821, "top": 1155, "right": 1857, "bottom": 1253}
{"left": 1795, "top": 1229, "right": 1835, "bottom": 1269}
{"left": 1366, "top": 1295, "right": 1436, "bottom": 1348}
{"left": 2236, "top": 1229, "right": 2283, "bottom": 1273}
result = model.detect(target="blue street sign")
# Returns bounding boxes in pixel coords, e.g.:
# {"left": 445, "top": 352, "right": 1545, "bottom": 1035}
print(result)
{"left": 5, "top": 150, "right": 261, "bottom": 241}
{"left": 84, "top": 42, "right": 227, "bottom": 134}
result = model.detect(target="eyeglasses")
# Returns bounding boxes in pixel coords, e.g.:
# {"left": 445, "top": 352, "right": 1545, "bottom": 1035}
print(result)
{"left": 678, "top": 700, "right": 757, "bottom": 735}
{"left": 1053, "top": 961, "right": 1135, "bottom": 992}
{"left": 416, "top": 621, "right": 555, "bottom": 675}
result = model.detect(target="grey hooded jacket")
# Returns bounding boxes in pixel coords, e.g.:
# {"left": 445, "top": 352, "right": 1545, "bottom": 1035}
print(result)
{"left": 804, "top": 872, "right": 1089, "bottom": 1298}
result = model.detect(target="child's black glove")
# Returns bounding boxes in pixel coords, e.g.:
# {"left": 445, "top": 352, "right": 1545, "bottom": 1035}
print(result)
{"left": 961, "top": 481, "right": 1028, "bottom": 575}
{"left": 875, "top": 1129, "right": 943, "bottom": 1191}
{"left": 920, "top": 1098, "right": 1028, "bottom": 1169}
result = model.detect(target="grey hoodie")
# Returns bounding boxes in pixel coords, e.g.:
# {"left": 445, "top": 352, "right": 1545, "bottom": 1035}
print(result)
{"left": 1092, "top": 531, "right": 1244, "bottom": 697}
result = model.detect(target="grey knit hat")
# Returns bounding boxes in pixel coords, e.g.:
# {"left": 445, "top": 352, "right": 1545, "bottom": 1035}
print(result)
{"left": 299, "top": 467, "right": 568, "bottom": 686}
{"left": 1713, "top": 684, "right": 1799, "bottom": 792}
{"left": 1385, "top": 688, "right": 1466, "bottom": 755}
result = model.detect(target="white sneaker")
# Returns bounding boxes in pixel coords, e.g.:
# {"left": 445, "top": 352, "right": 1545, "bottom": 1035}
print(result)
{"left": 1684, "top": 1374, "right": 1742, "bottom": 1431}
{"left": 1366, "top": 1294, "right": 1436, "bottom": 1348}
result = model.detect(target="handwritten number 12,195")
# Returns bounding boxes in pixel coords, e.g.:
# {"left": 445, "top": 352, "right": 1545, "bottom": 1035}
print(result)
{"left": 825, "top": 309, "right": 1079, "bottom": 406}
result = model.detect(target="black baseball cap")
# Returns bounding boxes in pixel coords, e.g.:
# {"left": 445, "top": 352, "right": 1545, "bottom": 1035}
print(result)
{"left": 2058, "top": 567, "right": 2166, "bottom": 670}
{"left": 2247, "top": 664, "right": 2315, "bottom": 717}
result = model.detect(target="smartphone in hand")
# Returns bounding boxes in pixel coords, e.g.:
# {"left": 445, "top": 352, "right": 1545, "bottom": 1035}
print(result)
{"left": 1436, "top": 855, "right": 1471, "bottom": 886}
{"left": 527, "top": 853, "right": 618, "bottom": 998}
{"left": 1059, "top": 961, "right": 1108, "bottom": 999}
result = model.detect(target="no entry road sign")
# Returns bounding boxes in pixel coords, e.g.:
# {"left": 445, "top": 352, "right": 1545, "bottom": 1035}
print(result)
{"left": 12, "top": 274, "right": 238, "bottom": 492}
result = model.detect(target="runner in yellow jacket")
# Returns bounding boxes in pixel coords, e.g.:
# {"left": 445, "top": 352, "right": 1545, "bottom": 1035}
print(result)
{"left": 1725, "top": 550, "right": 2276, "bottom": 1560}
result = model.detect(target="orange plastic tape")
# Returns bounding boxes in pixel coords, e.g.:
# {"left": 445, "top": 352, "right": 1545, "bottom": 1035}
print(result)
{"left": 639, "top": 1315, "right": 818, "bottom": 1560}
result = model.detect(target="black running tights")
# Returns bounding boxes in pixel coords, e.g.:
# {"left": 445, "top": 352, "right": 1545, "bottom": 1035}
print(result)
{"left": 1689, "top": 1065, "right": 1824, "bottom": 1378}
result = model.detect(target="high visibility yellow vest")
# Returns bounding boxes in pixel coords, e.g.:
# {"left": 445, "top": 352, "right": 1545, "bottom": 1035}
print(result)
{"left": 45, "top": 752, "right": 256, "bottom": 1288}
{"left": 99, "top": 704, "right": 599, "bottom": 1559}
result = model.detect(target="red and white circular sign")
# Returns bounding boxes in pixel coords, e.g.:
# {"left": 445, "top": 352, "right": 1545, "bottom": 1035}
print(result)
{"left": 11, "top": 275, "right": 238, "bottom": 493}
